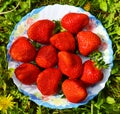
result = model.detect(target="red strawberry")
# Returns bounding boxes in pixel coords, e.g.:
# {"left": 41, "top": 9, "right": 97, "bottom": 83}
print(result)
{"left": 50, "top": 31, "right": 76, "bottom": 52}
{"left": 61, "top": 13, "right": 89, "bottom": 34}
{"left": 62, "top": 79, "right": 87, "bottom": 103}
{"left": 9, "top": 37, "right": 36, "bottom": 62}
{"left": 35, "top": 45, "right": 58, "bottom": 68}
{"left": 27, "top": 19, "right": 55, "bottom": 44}
{"left": 77, "top": 31, "right": 101, "bottom": 56}
{"left": 15, "top": 63, "right": 40, "bottom": 85}
{"left": 58, "top": 51, "right": 83, "bottom": 79}
{"left": 37, "top": 68, "right": 62, "bottom": 95}
{"left": 80, "top": 60, "right": 103, "bottom": 87}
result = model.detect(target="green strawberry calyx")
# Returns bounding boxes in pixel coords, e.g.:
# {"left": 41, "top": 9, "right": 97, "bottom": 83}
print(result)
{"left": 53, "top": 20, "right": 66, "bottom": 33}
{"left": 89, "top": 51, "right": 109, "bottom": 70}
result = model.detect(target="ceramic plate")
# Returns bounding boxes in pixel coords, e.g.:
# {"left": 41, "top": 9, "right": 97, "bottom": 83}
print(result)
{"left": 7, "top": 4, "right": 113, "bottom": 109}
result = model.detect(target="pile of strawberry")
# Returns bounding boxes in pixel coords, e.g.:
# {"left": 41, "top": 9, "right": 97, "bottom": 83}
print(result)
{"left": 9, "top": 13, "right": 105, "bottom": 103}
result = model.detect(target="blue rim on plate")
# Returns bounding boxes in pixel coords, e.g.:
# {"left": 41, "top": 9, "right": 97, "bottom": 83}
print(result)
{"left": 7, "top": 4, "right": 113, "bottom": 109}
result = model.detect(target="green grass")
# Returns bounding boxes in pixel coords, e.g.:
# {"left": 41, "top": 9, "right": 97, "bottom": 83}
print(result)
{"left": 0, "top": 0, "right": 120, "bottom": 113}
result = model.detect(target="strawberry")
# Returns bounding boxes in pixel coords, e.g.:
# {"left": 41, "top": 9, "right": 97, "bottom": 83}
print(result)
{"left": 50, "top": 31, "right": 76, "bottom": 52}
{"left": 15, "top": 63, "right": 40, "bottom": 85}
{"left": 35, "top": 45, "right": 58, "bottom": 68}
{"left": 80, "top": 60, "right": 103, "bottom": 87}
{"left": 27, "top": 19, "right": 55, "bottom": 44}
{"left": 37, "top": 68, "right": 62, "bottom": 95}
{"left": 62, "top": 79, "right": 87, "bottom": 103}
{"left": 77, "top": 31, "right": 101, "bottom": 56}
{"left": 61, "top": 13, "right": 89, "bottom": 34}
{"left": 9, "top": 37, "right": 36, "bottom": 62}
{"left": 58, "top": 51, "right": 83, "bottom": 79}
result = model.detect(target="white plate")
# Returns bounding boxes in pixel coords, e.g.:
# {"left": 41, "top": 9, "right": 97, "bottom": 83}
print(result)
{"left": 7, "top": 4, "right": 113, "bottom": 109}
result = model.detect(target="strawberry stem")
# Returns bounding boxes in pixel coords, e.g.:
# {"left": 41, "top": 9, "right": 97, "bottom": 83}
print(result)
{"left": 89, "top": 51, "right": 109, "bottom": 70}
{"left": 30, "top": 40, "right": 41, "bottom": 50}
{"left": 53, "top": 20, "right": 66, "bottom": 33}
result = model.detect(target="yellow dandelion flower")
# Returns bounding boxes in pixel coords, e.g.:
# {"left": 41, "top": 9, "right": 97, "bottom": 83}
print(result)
{"left": 0, "top": 94, "right": 15, "bottom": 113}
{"left": 84, "top": 2, "right": 91, "bottom": 12}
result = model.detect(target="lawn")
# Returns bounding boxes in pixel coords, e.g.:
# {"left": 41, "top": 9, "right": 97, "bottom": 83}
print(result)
{"left": 0, "top": 0, "right": 120, "bottom": 113}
